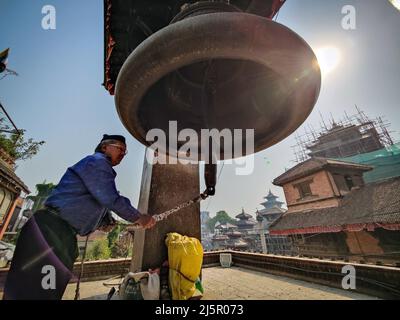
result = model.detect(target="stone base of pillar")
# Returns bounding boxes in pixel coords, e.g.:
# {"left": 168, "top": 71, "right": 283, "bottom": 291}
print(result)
{"left": 131, "top": 153, "right": 200, "bottom": 271}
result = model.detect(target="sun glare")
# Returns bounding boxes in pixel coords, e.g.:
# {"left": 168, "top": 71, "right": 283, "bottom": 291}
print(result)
{"left": 315, "top": 47, "right": 341, "bottom": 77}
{"left": 389, "top": 0, "right": 400, "bottom": 11}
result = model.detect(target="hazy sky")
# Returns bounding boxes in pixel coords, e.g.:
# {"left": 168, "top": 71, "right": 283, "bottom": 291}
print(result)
{"left": 1, "top": 0, "right": 399, "bottom": 219}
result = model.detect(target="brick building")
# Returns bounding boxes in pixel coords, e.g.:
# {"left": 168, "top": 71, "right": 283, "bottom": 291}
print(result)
{"left": 0, "top": 148, "right": 30, "bottom": 241}
{"left": 269, "top": 157, "right": 400, "bottom": 265}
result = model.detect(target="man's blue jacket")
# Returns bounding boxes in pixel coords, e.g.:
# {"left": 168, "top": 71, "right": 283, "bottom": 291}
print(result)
{"left": 45, "top": 152, "right": 141, "bottom": 236}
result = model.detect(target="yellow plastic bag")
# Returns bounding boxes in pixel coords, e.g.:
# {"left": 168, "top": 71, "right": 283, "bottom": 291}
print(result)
{"left": 165, "top": 232, "right": 203, "bottom": 300}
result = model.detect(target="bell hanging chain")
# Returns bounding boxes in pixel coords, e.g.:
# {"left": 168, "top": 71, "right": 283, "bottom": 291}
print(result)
{"left": 125, "top": 163, "right": 217, "bottom": 231}
{"left": 126, "top": 189, "right": 210, "bottom": 231}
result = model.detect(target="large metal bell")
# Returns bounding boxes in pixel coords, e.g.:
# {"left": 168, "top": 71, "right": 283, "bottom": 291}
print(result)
{"left": 115, "top": 10, "right": 321, "bottom": 161}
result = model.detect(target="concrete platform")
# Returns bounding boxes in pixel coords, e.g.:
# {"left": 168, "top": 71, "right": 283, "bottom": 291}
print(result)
{"left": 62, "top": 267, "right": 378, "bottom": 300}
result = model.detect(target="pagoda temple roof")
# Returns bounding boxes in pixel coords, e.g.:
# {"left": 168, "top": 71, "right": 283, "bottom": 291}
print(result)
{"left": 260, "top": 199, "right": 284, "bottom": 207}
{"left": 215, "top": 222, "right": 238, "bottom": 230}
{"left": 235, "top": 208, "right": 253, "bottom": 220}
{"left": 236, "top": 218, "right": 257, "bottom": 227}
{"left": 258, "top": 206, "right": 286, "bottom": 216}
{"left": 265, "top": 190, "right": 278, "bottom": 199}
{"left": 232, "top": 239, "right": 249, "bottom": 248}
{"left": 260, "top": 189, "right": 285, "bottom": 209}
{"left": 212, "top": 234, "right": 229, "bottom": 241}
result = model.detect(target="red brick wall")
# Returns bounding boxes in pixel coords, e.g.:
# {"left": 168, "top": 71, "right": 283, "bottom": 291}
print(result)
{"left": 346, "top": 231, "right": 384, "bottom": 256}
{"left": 287, "top": 198, "right": 340, "bottom": 213}
{"left": 282, "top": 170, "right": 340, "bottom": 212}
{"left": 343, "top": 231, "right": 400, "bottom": 265}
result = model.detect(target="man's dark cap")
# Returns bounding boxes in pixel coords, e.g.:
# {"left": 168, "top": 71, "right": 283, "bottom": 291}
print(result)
{"left": 101, "top": 134, "right": 126, "bottom": 144}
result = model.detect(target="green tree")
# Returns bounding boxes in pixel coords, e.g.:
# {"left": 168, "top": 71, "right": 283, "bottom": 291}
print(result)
{"left": 0, "top": 118, "right": 45, "bottom": 161}
{"left": 87, "top": 239, "right": 111, "bottom": 261}
{"left": 110, "top": 238, "right": 132, "bottom": 258}
{"left": 206, "top": 210, "right": 237, "bottom": 233}
{"left": 107, "top": 225, "right": 133, "bottom": 258}
{"left": 107, "top": 224, "right": 121, "bottom": 248}
{"left": 27, "top": 182, "right": 57, "bottom": 212}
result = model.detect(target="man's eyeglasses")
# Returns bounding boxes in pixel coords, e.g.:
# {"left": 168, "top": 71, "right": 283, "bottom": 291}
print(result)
{"left": 109, "top": 144, "right": 128, "bottom": 155}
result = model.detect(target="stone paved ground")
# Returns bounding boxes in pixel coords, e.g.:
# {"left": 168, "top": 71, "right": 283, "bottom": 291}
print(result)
{"left": 60, "top": 267, "right": 378, "bottom": 300}
{"left": 200, "top": 267, "right": 377, "bottom": 300}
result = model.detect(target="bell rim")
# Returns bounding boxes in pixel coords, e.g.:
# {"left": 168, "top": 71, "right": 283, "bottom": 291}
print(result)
{"left": 115, "top": 12, "right": 321, "bottom": 160}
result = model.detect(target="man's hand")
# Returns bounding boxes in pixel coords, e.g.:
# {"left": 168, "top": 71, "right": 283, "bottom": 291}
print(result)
{"left": 135, "top": 214, "right": 156, "bottom": 229}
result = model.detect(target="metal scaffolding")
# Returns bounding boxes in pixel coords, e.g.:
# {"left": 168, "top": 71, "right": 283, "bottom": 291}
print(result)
{"left": 292, "top": 106, "right": 395, "bottom": 163}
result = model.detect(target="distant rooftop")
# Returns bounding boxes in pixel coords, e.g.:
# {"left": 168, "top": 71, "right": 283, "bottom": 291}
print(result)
{"left": 273, "top": 157, "right": 373, "bottom": 186}
{"left": 270, "top": 176, "right": 400, "bottom": 235}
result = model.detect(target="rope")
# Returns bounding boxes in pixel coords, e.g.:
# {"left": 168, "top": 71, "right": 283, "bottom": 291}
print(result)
{"left": 74, "top": 234, "right": 90, "bottom": 300}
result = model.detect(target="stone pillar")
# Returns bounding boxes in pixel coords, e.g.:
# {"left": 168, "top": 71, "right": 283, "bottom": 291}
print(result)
{"left": 131, "top": 151, "right": 200, "bottom": 272}
{"left": 258, "top": 222, "right": 268, "bottom": 254}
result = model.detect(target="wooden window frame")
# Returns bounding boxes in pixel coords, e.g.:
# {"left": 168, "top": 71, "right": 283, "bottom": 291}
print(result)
{"left": 294, "top": 179, "right": 314, "bottom": 199}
